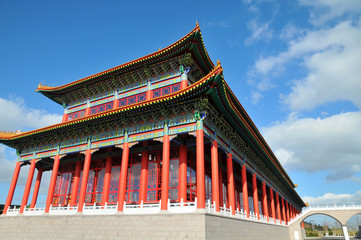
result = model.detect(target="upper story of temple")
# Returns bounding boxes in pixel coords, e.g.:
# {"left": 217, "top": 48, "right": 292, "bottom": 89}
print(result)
{"left": 35, "top": 24, "right": 213, "bottom": 123}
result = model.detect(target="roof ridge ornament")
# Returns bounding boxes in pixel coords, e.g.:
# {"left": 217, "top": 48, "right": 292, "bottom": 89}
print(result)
{"left": 217, "top": 59, "right": 221, "bottom": 66}
{"left": 196, "top": 20, "right": 199, "bottom": 28}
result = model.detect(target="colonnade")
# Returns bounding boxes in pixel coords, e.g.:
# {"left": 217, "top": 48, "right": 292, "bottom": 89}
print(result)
{"left": 3, "top": 128, "right": 300, "bottom": 222}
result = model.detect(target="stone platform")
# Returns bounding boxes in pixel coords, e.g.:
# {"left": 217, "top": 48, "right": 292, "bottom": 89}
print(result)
{"left": 0, "top": 212, "right": 290, "bottom": 240}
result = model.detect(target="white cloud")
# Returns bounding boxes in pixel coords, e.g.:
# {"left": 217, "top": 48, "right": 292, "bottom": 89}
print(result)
{"left": 262, "top": 111, "right": 361, "bottom": 182}
{"left": 251, "top": 91, "right": 263, "bottom": 104}
{"left": 299, "top": 0, "right": 361, "bottom": 25}
{"left": 280, "top": 22, "right": 304, "bottom": 40}
{"left": 0, "top": 96, "right": 62, "bottom": 131}
{"left": 245, "top": 20, "right": 273, "bottom": 45}
{"left": 303, "top": 190, "right": 361, "bottom": 206}
{"left": 250, "top": 20, "right": 361, "bottom": 111}
{"left": 0, "top": 96, "right": 59, "bottom": 204}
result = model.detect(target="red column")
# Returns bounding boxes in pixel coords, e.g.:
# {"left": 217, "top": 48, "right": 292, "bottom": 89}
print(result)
{"left": 301, "top": 221, "right": 305, "bottom": 229}
{"left": 196, "top": 126, "right": 205, "bottom": 209}
{"left": 276, "top": 192, "right": 282, "bottom": 222}
{"left": 139, "top": 143, "right": 149, "bottom": 204}
{"left": 69, "top": 161, "right": 82, "bottom": 207}
{"left": 180, "top": 72, "right": 188, "bottom": 90}
{"left": 281, "top": 197, "right": 287, "bottom": 224}
{"left": 211, "top": 140, "right": 220, "bottom": 212}
{"left": 161, "top": 134, "right": 170, "bottom": 210}
{"left": 179, "top": 145, "right": 187, "bottom": 203}
{"left": 45, "top": 154, "right": 60, "bottom": 213}
{"left": 62, "top": 113, "right": 68, "bottom": 122}
{"left": 20, "top": 158, "right": 36, "bottom": 213}
{"left": 30, "top": 168, "right": 43, "bottom": 208}
{"left": 270, "top": 188, "right": 276, "bottom": 223}
{"left": 252, "top": 173, "right": 260, "bottom": 220}
{"left": 85, "top": 101, "right": 90, "bottom": 116}
{"left": 101, "top": 148, "right": 113, "bottom": 205}
{"left": 262, "top": 182, "right": 269, "bottom": 221}
{"left": 241, "top": 165, "right": 249, "bottom": 218}
{"left": 78, "top": 148, "right": 92, "bottom": 212}
{"left": 118, "top": 142, "right": 130, "bottom": 211}
{"left": 286, "top": 200, "right": 290, "bottom": 223}
{"left": 227, "top": 153, "right": 235, "bottom": 215}
{"left": 3, "top": 161, "right": 21, "bottom": 214}
{"left": 113, "top": 98, "right": 119, "bottom": 110}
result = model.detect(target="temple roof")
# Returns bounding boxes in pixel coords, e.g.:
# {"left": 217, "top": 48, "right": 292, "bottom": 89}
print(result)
{"left": 36, "top": 24, "right": 214, "bottom": 105}
{"left": 0, "top": 65, "right": 223, "bottom": 143}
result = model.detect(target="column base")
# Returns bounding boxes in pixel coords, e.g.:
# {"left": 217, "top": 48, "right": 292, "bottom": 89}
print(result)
{"left": 43, "top": 212, "right": 50, "bottom": 216}
{"left": 75, "top": 212, "right": 83, "bottom": 215}
{"left": 159, "top": 210, "right": 169, "bottom": 214}
{"left": 115, "top": 211, "right": 124, "bottom": 215}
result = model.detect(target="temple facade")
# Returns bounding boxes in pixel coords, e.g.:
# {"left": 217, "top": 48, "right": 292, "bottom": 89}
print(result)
{"left": 0, "top": 25, "right": 305, "bottom": 225}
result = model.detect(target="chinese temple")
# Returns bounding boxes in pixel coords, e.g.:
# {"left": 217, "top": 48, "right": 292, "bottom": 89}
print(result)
{"left": 0, "top": 24, "right": 305, "bottom": 227}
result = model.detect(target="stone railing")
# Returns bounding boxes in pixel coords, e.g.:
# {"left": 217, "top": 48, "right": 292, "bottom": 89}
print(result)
{"left": 4, "top": 199, "right": 287, "bottom": 226}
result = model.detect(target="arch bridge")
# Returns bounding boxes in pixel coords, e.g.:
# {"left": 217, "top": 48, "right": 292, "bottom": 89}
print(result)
{"left": 288, "top": 205, "right": 361, "bottom": 240}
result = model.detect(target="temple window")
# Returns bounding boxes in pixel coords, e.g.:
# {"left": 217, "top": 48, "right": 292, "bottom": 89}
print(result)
{"left": 187, "top": 151, "right": 196, "bottom": 202}
{"left": 68, "top": 110, "right": 86, "bottom": 121}
{"left": 89, "top": 102, "right": 113, "bottom": 115}
{"left": 52, "top": 164, "right": 76, "bottom": 206}
{"left": 118, "top": 93, "right": 146, "bottom": 108}
{"left": 152, "top": 83, "right": 181, "bottom": 99}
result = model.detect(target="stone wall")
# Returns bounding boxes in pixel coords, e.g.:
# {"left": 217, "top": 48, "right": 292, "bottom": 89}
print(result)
{"left": 0, "top": 213, "right": 290, "bottom": 240}
{"left": 205, "top": 214, "right": 289, "bottom": 240}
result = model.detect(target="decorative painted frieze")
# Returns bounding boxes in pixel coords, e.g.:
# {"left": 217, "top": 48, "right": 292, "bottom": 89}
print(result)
{"left": 35, "top": 150, "right": 57, "bottom": 159}
{"left": 128, "top": 130, "right": 164, "bottom": 142}
{"left": 150, "top": 76, "right": 181, "bottom": 90}
{"left": 117, "top": 78, "right": 147, "bottom": 93}
{"left": 59, "top": 144, "right": 87, "bottom": 155}
{"left": 169, "top": 124, "right": 196, "bottom": 135}
{"left": 118, "top": 86, "right": 147, "bottom": 99}
{"left": 89, "top": 89, "right": 115, "bottom": 103}
{"left": 91, "top": 138, "right": 123, "bottom": 149}
{"left": 168, "top": 114, "right": 196, "bottom": 127}
{"left": 128, "top": 121, "right": 165, "bottom": 135}
{"left": 60, "top": 137, "right": 88, "bottom": 148}
{"left": 67, "top": 104, "right": 87, "bottom": 114}
{"left": 20, "top": 154, "right": 34, "bottom": 161}
{"left": 92, "top": 129, "right": 123, "bottom": 142}
{"left": 89, "top": 96, "right": 115, "bottom": 107}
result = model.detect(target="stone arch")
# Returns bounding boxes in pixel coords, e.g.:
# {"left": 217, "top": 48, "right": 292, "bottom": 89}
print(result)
{"left": 345, "top": 211, "right": 361, "bottom": 224}
{"left": 300, "top": 211, "right": 344, "bottom": 225}
{"left": 301, "top": 213, "right": 343, "bottom": 237}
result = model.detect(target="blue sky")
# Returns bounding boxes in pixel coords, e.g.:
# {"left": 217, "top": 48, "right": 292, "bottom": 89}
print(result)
{"left": 1, "top": 0, "right": 361, "bottom": 208}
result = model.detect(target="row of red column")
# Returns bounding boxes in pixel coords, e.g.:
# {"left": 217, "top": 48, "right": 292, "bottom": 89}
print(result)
{"left": 4, "top": 127, "right": 299, "bottom": 218}
{"left": 208, "top": 139, "right": 299, "bottom": 223}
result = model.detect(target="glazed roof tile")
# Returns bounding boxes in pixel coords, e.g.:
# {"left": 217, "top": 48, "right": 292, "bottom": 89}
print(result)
{"left": 36, "top": 25, "right": 214, "bottom": 105}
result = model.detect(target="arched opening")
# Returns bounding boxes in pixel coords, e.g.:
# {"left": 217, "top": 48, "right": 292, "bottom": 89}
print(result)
{"left": 346, "top": 213, "right": 361, "bottom": 238}
{"left": 302, "top": 214, "right": 343, "bottom": 238}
